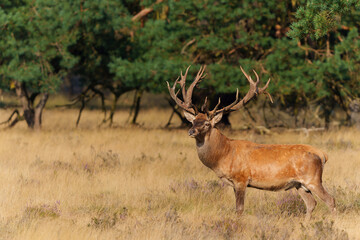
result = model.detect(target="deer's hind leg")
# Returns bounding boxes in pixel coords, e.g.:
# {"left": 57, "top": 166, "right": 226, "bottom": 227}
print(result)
{"left": 304, "top": 165, "right": 336, "bottom": 213}
{"left": 296, "top": 186, "right": 317, "bottom": 220}
{"left": 306, "top": 182, "right": 336, "bottom": 212}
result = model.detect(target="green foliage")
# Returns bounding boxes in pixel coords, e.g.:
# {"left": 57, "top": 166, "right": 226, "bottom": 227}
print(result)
{"left": 284, "top": 1, "right": 360, "bottom": 125}
{"left": 0, "top": 0, "right": 79, "bottom": 92}
{"left": 288, "top": 0, "right": 360, "bottom": 39}
{"left": 69, "top": 0, "right": 133, "bottom": 86}
{"left": 1, "top": 0, "right": 360, "bottom": 126}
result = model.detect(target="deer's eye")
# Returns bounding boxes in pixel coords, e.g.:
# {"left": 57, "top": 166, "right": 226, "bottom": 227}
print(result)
{"left": 204, "top": 122, "right": 210, "bottom": 126}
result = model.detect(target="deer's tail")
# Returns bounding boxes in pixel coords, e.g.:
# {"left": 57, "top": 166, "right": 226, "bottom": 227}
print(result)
{"left": 321, "top": 151, "right": 328, "bottom": 166}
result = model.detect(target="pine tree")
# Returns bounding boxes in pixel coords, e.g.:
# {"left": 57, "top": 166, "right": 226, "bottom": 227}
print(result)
{"left": 0, "top": 0, "right": 78, "bottom": 129}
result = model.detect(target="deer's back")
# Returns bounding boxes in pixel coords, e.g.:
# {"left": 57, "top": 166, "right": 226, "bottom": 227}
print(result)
{"left": 225, "top": 140, "right": 327, "bottom": 190}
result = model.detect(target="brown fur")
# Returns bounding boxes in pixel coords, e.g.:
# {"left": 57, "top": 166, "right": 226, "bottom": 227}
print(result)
{"left": 188, "top": 113, "right": 335, "bottom": 219}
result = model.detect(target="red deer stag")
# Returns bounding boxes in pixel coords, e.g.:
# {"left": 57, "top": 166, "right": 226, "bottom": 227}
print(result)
{"left": 167, "top": 66, "right": 335, "bottom": 219}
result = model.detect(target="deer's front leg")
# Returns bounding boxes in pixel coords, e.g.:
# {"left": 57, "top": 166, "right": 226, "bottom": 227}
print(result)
{"left": 234, "top": 183, "right": 247, "bottom": 215}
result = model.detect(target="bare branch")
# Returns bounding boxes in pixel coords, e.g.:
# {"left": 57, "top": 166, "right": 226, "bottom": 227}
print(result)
{"left": 131, "top": 0, "right": 163, "bottom": 22}
{"left": 0, "top": 109, "right": 24, "bottom": 128}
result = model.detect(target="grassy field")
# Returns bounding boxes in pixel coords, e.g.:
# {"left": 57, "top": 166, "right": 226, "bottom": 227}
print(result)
{"left": 0, "top": 108, "right": 359, "bottom": 239}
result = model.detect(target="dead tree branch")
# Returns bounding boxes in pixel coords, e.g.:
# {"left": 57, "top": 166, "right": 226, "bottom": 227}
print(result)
{"left": 0, "top": 109, "right": 24, "bottom": 128}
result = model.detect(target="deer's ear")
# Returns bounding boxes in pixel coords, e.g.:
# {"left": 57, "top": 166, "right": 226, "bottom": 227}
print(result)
{"left": 183, "top": 111, "right": 196, "bottom": 123}
{"left": 211, "top": 112, "right": 223, "bottom": 126}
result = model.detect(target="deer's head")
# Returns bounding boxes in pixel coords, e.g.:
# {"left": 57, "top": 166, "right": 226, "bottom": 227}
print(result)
{"left": 183, "top": 112, "right": 222, "bottom": 138}
{"left": 167, "top": 65, "right": 272, "bottom": 138}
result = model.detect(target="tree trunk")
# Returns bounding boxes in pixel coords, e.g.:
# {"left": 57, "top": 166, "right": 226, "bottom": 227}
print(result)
{"left": 323, "top": 97, "right": 335, "bottom": 129}
{"left": 23, "top": 109, "right": 35, "bottom": 128}
{"left": 14, "top": 82, "right": 49, "bottom": 129}
{"left": 131, "top": 89, "right": 143, "bottom": 124}
{"left": 34, "top": 93, "right": 49, "bottom": 129}
{"left": 262, "top": 101, "right": 269, "bottom": 128}
{"left": 109, "top": 94, "right": 120, "bottom": 126}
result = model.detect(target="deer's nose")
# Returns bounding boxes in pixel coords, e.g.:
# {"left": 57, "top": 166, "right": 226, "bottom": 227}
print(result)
{"left": 188, "top": 128, "right": 196, "bottom": 137}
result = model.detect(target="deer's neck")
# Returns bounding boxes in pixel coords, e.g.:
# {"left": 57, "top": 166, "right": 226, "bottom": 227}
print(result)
{"left": 195, "top": 128, "right": 231, "bottom": 170}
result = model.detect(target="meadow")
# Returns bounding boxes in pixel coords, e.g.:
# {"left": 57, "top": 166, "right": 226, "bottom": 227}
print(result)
{"left": 0, "top": 107, "right": 359, "bottom": 240}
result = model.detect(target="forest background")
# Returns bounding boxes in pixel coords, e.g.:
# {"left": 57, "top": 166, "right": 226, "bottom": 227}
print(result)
{"left": 1, "top": 0, "right": 360, "bottom": 129}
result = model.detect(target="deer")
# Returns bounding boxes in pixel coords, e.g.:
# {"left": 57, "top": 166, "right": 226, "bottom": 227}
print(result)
{"left": 167, "top": 65, "right": 335, "bottom": 220}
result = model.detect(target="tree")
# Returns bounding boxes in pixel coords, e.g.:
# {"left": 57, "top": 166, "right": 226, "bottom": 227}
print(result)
{"left": 2, "top": 0, "right": 360, "bottom": 129}
{"left": 119, "top": 0, "right": 297, "bottom": 126}
{"left": 143, "top": 0, "right": 360, "bottom": 128}
{"left": 0, "top": 0, "right": 78, "bottom": 129}
{"left": 287, "top": 0, "right": 360, "bottom": 127}
{"left": 61, "top": 0, "right": 141, "bottom": 126}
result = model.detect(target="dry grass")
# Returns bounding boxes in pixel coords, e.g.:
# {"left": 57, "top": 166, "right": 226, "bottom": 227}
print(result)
{"left": 0, "top": 108, "right": 359, "bottom": 240}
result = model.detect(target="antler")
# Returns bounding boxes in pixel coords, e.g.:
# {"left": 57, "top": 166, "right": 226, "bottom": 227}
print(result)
{"left": 167, "top": 65, "right": 207, "bottom": 114}
{"left": 207, "top": 66, "right": 272, "bottom": 118}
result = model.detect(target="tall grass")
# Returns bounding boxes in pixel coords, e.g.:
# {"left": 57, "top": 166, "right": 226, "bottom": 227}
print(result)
{"left": 0, "top": 108, "right": 359, "bottom": 239}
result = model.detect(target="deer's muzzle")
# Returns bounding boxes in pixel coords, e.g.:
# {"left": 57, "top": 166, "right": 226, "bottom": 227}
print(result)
{"left": 188, "top": 128, "right": 197, "bottom": 137}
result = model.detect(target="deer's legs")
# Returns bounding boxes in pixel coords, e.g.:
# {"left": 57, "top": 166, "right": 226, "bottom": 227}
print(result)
{"left": 234, "top": 184, "right": 246, "bottom": 215}
{"left": 307, "top": 183, "right": 336, "bottom": 212}
{"left": 296, "top": 187, "right": 316, "bottom": 220}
